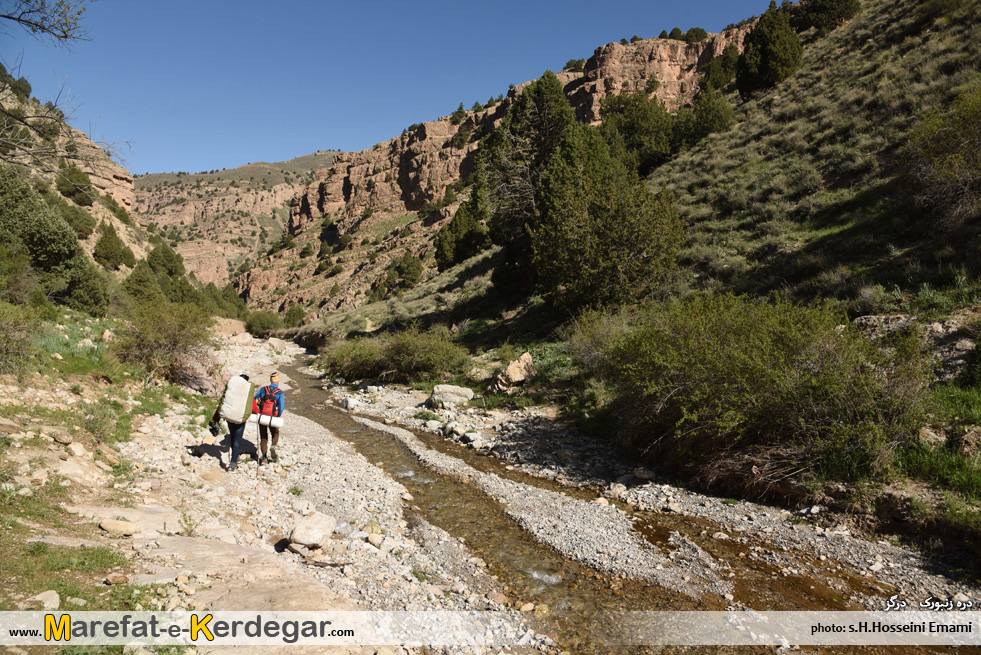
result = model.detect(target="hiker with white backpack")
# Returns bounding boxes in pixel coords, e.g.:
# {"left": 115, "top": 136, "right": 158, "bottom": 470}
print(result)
{"left": 210, "top": 373, "right": 254, "bottom": 472}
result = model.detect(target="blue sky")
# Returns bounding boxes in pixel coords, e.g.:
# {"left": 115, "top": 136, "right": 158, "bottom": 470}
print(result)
{"left": 3, "top": 0, "right": 769, "bottom": 175}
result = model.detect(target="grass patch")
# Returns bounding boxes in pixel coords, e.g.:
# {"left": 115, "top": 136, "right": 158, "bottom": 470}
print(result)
{"left": 899, "top": 442, "right": 981, "bottom": 500}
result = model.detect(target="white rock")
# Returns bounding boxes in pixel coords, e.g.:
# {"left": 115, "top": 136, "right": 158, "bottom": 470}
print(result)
{"left": 290, "top": 512, "right": 337, "bottom": 550}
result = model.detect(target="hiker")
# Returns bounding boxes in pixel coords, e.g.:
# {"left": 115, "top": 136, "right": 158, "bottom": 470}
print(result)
{"left": 254, "top": 371, "right": 286, "bottom": 464}
{"left": 212, "top": 373, "right": 254, "bottom": 472}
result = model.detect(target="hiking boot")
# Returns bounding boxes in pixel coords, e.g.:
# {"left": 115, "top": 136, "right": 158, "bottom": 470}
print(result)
{"left": 227, "top": 461, "right": 238, "bottom": 472}
{"left": 269, "top": 448, "right": 278, "bottom": 463}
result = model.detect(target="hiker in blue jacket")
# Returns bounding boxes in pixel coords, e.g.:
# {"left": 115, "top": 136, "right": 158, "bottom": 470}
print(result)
{"left": 254, "top": 371, "right": 286, "bottom": 464}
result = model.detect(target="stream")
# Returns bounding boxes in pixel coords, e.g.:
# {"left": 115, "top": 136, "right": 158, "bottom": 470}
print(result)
{"left": 283, "top": 362, "right": 973, "bottom": 654}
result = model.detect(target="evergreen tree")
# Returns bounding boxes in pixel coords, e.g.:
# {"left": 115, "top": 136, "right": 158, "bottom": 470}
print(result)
{"left": 692, "top": 86, "right": 736, "bottom": 139}
{"left": 684, "top": 27, "right": 709, "bottom": 42}
{"left": 434, "top": 201, "right": 490, "bottom": 271}
{"left": 124, "top": 260, "right": 164, "bottom": 306}
{"left": 450, "top": 103, "right": 468, "bottom": 125}
{"left": 0, "top": 165, "right": 107, "bottom": 315}
{"left": 793, "top": 0, "right": 861, "bottom": 35}
{"left": 736, "top": 0, "right": 803, "bottom": 98}
{"left": 147, "top": 242, "right": 185, "bottom": 278}
{"left": 534, "top": 123, "right": 683, "bottom": 309}
{"left": 481, "top": 71, "right": 576, "bottom": 292}
{"left": 93, "top": 222, "right": 135, "bottom": 270}
{"left": 668, "top": 27, "right": 685, "bottom": 39}
{"left": 598, "top": 90, "right": 674, "bottom": 175}
{"left": 701, "top": 44, "right": 740, "bottom": 90}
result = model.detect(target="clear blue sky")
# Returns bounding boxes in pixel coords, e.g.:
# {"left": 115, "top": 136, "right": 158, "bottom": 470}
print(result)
{"left": 2, "top": 0, "right": 769, "bottom": 175}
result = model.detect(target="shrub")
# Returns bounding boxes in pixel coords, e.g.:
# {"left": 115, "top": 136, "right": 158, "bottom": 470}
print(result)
{"left": 394, "top": 252, "right": 423, "bottom": 288}
{"left": 563, "top": 59, "right": 586, "bottom": 73}
{"left": 382, "top": 325, "right": 471, "bottom": 381}
{"left": 793, "top": 0, "right": 861, "bottom": 34}
{"left": 93, "top": 222, "right": 136, "bottom": 270}
{"left": 318, "top": 337, "right": 387, "bottom": 380}
{"left": 55, "top": 165, "right": 94, "bottom": 206}
{"left": 434, "top": 203, "right": 490, "bottom": 271}
{"left": 0, "top": 302, "right": 39, "bottom": 376}
{"left": 318, "top": 325, "right": 470, "bottom": 383}
{"left": 905, "top": 83, "right": 981, "bottom": 225}
{"left": 450, "top": 103, "right": 467, "bottom": 125}
{"left": 684, "top": 27, "right": 709, "bottom": 42}
{"left": 571, "top": 295, "right": 930, "bottom": 491}
{"left": 283, "top": 304, "right": 306, "bottom": 328}
{"left": 701, "top": 44, "right": 740, "bottom": 90}
{"left": 245, "top": 310, "right": 283, "bottom": 336}
{"left": 113, "top": 302, "right": 216, "bottom": 385}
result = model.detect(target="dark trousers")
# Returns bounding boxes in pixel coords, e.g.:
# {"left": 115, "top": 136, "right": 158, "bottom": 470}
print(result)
{"left": 226, "top": 420, "right": 247, "bottom": 464}
{"left": 259, "top": 424, "right": 280, "bottom": 456}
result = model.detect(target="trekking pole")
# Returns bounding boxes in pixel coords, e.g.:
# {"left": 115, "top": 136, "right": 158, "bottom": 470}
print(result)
{"left": 256, "top": 421, "right": 262, "bottom": 479}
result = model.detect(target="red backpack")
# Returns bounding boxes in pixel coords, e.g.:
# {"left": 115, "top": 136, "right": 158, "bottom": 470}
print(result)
{"left": 253, "top": 386, "right": 280, "bottom": 417}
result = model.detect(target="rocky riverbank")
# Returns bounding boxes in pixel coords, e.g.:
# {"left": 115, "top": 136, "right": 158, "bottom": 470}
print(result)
{"left": 320, "top": 373, "right": 981, "bottom": 612}
{"left": 1, "top": 330, "right": 551, "bottom": 655}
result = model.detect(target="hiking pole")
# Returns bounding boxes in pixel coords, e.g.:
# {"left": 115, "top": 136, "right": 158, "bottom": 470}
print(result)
{"left": 256, "top": 421, "right": 262, "bottom": 479}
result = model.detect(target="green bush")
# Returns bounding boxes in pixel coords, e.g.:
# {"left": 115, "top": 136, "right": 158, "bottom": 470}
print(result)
{"left": 245, "top": 310, "right": 283, "bottom": 337}
{"left": 0, "top": 166, "right": 108, "bottom": 316}
{"left": 318, "top": 325, "right": 470, "bottom": 383}
{"left": 283, "top": 304, "right": 306, "bottom": 328}
{"left": 55, "top": 165, "right": 94, "bottom": 206}
{"left": 112, "top": 302, "right": 216, "bottom": 385}
{"left": 0, "top": 302, "right": 40, "bottom": 376}
{"left": 450, "top": 103, "right": 468, "bottom": 125}
{"left": 905, "top": 82, "right": 981, "bottom": 225}
{"left": 318, "top": 337, "right": 387, "bottom": 380}
{"left": 793, "top": 0, "right": 861, "bottom": 35}
{"left": 384, "top": 325, "right": 470, "bottom": 381}
{"left": 93, "top": 222, "right": 136, "bottom": 270}
{"left": 434, "top": 203, "right": 490, "bottom": 271}
{"left": 570, "top": 295, "right": 930, "bottom": 491}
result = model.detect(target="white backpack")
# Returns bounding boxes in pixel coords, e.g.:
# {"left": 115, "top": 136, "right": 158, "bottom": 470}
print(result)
{"left": 219, "top": 375, "right": 254, "bottom": 424}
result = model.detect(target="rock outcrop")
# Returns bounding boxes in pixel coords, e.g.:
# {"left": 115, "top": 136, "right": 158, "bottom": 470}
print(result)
{"left": 228, "top": 30, "right": 754, "bottom": 315}
{"left": 568, "top": 27, "right": 753, "bottom": 121}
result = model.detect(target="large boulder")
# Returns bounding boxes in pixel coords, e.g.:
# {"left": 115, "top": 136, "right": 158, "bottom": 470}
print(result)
{"left": 428, "top": 385, "right": 474, "bottom": 408}
{"left": 289, "top": 512, "right": 337, "bottom": 550}
{"left": 491, "top": 352, "right": 536, "bottom": 393}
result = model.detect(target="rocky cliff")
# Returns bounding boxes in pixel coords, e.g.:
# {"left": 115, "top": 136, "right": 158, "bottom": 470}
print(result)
{"left": 132, "top": 152, "right": 336, "bottom": 286}
{"left": 229, "top": 30, "right": 751, "bottom": 319}
{"left": 568, "top": 26, "right": 753, "bottom": 121}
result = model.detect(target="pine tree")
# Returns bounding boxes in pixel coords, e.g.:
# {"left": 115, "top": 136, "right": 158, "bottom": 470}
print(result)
{"left": 124, "top": 260, "right": 164, "bottom": 306}
{"left": 533, "top": 123, "right": 682, "bottom": 309}
{"left": 736, "top": 0, "right": 803, "bottom": 98}
{"left": 481, "top": 71, "right": 576, "bottom": 292}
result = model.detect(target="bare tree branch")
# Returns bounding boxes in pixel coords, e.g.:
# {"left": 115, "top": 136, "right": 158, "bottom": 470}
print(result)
{"left": 0, "top": 0, "right": 94, "bottom": 46}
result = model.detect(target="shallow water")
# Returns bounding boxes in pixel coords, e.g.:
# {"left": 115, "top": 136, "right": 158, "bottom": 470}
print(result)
{"left": 284, "top": 363, "right": 966, "bottom": 655}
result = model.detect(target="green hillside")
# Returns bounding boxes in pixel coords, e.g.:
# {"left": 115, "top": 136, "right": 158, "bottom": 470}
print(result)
{"left": 657, "top": 0, "right": 981, "bottom": 315}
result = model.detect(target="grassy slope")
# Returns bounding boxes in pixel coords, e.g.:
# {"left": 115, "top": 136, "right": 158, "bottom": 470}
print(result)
{"left": 134, "top": 150, "right": 339, "bottom": 189}
{"left": 655, "top": 0, "right": 981, "bottom": 316}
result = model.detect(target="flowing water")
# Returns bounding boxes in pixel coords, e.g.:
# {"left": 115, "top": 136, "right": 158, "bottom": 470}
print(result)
{"left": 284, "top": 363, "right": 964, "bottom": 654}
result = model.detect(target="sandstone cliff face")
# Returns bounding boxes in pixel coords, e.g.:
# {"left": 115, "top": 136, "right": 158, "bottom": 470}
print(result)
{"left": 70, "top": 126, "right": 135, "bottom": 211}
{"left": 133, "top": 167, "right": 327, "bottom": 286}
{"left": 568, "top": 26, "right": 754, "bottom": 121}
{"left": 231, "top": 31, "right": 751, "bottom": 316}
